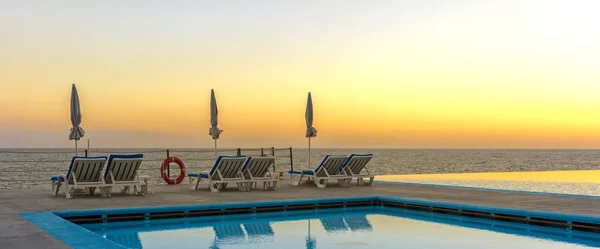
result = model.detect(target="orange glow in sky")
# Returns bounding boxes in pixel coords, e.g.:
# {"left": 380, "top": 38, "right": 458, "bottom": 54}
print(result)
{"left": 1, "top": 1, "right": 600, "bottom": 148}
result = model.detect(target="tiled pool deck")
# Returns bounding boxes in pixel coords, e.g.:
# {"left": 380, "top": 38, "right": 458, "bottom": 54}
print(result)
{"left": 4, "top": 179, "right": 600, "bottom": 249}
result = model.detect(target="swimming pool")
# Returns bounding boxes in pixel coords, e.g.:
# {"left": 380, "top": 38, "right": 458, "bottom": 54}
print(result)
{"left": 79, "top": 206, "right": 600, "bottom": 249}
{"left": 21, "top": 197, "right": 600, "bottom": 249}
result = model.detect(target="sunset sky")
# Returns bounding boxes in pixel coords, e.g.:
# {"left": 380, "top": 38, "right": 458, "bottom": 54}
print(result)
{"left": 1, "top": 0, "right": 600, "bottom": 149}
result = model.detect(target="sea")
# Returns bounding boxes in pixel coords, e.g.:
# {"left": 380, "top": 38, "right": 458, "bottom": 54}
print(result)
{"left": 1, "top": 148, "right": 600, "bottom": 190}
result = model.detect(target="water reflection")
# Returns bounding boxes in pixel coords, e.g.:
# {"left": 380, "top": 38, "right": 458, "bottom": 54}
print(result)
{"left": 345, "top": 216, "right": 373, "bottom": 232}
{"left": 305, "top": 220, "right": 317, "bottom": 249}
{"left": 319, "top": 217, "right": 348, "bottom": 233}
{"left": 87, "top": 206, "right": 600, "bottom": 249}
{"left": 106, "top": 233, "right": 143, "bottom": 249}
{"left": 210, "top": 223, "right": 275, "bottom": 248}
{"left": 243, "top": 223, "right": 275, "bottom": 243}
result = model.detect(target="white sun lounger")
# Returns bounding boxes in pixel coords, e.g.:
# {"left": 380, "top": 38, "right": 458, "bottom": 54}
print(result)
{"left": 103, "top": 154, "right": 145, "bottom": 196}
{"left": 50, "top": 156, "right": 109, "bottom": 199}
{"left": 342, "top": 154, "right": 375, "bottom": 186}
{"left": 188, "top": 156, "right": 248, "bottom": 192}
{"left": 242, "top": 156, "right": 278, "bottom": 191}
{"left": 289, "top": 155, "right": 351, "bottom": 188}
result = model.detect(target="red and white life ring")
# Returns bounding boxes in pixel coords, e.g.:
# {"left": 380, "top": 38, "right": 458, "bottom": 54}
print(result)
{"left": 160, "top": 157, "right": 186, "bottom": 185}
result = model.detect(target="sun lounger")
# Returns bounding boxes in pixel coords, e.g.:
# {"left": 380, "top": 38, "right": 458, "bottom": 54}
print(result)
{"left": 242, "top": 156, "right": 278, "bottom": 191}
{"left": 188, "top": 156, "right": 248, "bottom": 192}
{"left": 103, "top": 154, "right": 145, "bottom": 196}
{"left": 289, "top": 155, "right": 350, "bottom": 188}
{"left": 50, "top": 156, "right": 109, "bottom": 199}
{"left": 342, "top": 154, "right": 375, "bottom": 186}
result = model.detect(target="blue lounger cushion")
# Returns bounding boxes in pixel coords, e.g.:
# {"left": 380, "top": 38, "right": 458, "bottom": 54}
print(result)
{"left": 288, "top": 170, "right": 315, "bottom": 175}
{"left": 50, "top": 176, "right": 65, "bottom": 181}
{"left": 187, "top": 173, "right": 210, "bottom": 178}
{"left": 104, "top": 154, "right": 144, "bottom": 178}
{"left": 51, "top": 156, "right": 108, "bottom": 181}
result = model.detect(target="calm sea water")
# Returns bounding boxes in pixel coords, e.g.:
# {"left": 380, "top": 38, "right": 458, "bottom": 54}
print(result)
{"left": 1, "top": 148, "right": 600, "bottom": 190}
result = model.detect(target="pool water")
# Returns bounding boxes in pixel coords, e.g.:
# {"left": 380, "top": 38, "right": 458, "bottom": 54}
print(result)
{"left": 81, "top": 206, "right": 600, "bottom": 249}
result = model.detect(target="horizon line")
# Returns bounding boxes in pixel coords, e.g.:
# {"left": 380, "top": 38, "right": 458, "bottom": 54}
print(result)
{"left": 1, "top": 147, "right": 600, "bottom": 150}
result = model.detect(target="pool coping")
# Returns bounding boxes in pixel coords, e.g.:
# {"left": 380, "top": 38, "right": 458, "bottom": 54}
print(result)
{"left": 20, "top": 195, "right": 600, "bottom": 249}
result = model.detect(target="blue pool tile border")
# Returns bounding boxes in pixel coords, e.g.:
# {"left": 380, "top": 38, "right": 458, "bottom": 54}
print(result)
{"left": 375, "top": 180, "right": 600, "bottom": 200}
{"left": 19, "top": 212, "right": 127, "bottom": 249}
{"left": 20, "top": 195, "right": 600, "bottom": 249}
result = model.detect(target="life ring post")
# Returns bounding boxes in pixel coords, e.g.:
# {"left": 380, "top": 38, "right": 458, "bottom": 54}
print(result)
{"left": 161, "top": 156, "right": 186, "bottom": 185}
{"left": 166, "top": 149, "right": 170, "bottom": 178}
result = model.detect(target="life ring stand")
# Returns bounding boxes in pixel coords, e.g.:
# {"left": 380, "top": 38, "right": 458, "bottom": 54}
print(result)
{"left": 161, "top": 157, "right": 186, "bottom": 185}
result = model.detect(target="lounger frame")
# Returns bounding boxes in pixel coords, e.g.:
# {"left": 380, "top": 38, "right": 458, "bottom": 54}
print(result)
{"left": 242, "top": 157, "right": 278, "bottom": 191}
{"left": 343, "top": 154, "right": 375, "bottom": 186}
{"left": 188, "top": 156, "right": 249, "bottom": 192}
{"left": 291, "top": 155, "right": 351, "bottom": 188}
{"left": 103, "top": 155, "right": 145, "bottom": 196}
{"left": 51, "top": 157, "right": 109, "bottom": 199}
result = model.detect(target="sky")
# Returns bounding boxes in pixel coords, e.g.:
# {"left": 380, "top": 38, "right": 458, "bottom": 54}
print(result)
{"left": 1, "top": 0, "right": 600, "bottom": 149}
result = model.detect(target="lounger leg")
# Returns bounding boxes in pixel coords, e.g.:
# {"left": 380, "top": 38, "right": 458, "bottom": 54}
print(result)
{"left": 209, "top": 180, "right": 219, "bottom": 193}
{"left": 133, "top": 185, "right": 140, "bottom": 195}
{"left": 292, "top": 173, "right": 305, "bottom": 186}
{"left": 236, "top": 182, "right": 246, "bottom": 192}
{"left": 364, "top": 177, "right": 374, "bottom": 186}
{"left": 100, "top": 187, "right": 108, "bottom": 198}
{"left": 189, "top": 176, "right": 201, "bottom": 191}
{"left": 51, "top": 180, "right": 61, "bottom": 196}
{"left": 315, "top": 177, "right": 327, "bottom": 189}
{"left": 136, "top": 184, "right": 145, "bottom": 196}
{"left": 120, "top": 186, "right": 130, "bottom": 194}
{"left": 104, "top": 186, "right": 112, "bottom": 197}
{"left": 336, "top": 179, "right": 350, "bottom": 187}
{"left": 188, "top": 176, "right": 194, "bottom": 190}
{"left": 65, "top": 185, "right": 72, "bottom": 199}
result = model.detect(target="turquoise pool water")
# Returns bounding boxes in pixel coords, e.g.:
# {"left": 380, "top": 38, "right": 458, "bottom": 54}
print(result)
{"left": 80, "top": 206, "right": 600, "bottom": 249}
